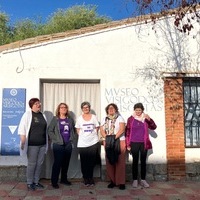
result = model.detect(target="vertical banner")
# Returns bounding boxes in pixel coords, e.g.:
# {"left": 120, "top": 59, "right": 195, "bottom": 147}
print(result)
{"left": 1, "top": 88, "right": 26, "bottom": 155}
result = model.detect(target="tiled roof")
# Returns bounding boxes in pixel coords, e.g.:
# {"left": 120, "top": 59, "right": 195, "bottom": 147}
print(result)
{"left": 0, "top": 13, "right": 158, "bottom": 53}
{"left": 0, "top": 5, "right": 199, "bottom": 53}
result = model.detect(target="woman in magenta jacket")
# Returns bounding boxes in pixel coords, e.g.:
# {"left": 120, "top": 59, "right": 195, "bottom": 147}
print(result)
{"left": 126, "top": 103, "right": 157, "bottom": 188}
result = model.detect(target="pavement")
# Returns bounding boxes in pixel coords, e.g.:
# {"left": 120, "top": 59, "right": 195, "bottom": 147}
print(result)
{"left": 0, "top": 179, "right": 200, "bottom": 200}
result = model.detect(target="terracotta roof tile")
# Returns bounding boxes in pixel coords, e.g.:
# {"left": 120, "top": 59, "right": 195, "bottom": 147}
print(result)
{"left": 0, "top": 5, "right": 199, "bottom": 53}
{"left": 0, "top": 18, "right": 142, "bottom": 52}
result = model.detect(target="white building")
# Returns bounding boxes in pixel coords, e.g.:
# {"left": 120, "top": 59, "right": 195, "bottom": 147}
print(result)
{"left": 0, "top": 11, "right": 200, "bottom": 181}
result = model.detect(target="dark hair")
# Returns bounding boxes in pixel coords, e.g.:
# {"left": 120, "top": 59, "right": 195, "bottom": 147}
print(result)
{"left": 81, "top": 101, "right": 91, "bottom": 110}
{"left": 29, "top": 98, "right": 40, "bottom": 108}
{"left": 55, "top": 103, "right": 69, "bottom": 117}
{"left": 105, "top": 103, "right": 119, "bottom": 114}
{"left": 133, "top": 103, "right": 144, "bottom": 111}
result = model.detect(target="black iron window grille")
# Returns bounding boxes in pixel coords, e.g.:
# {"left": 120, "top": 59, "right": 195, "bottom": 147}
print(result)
{"left": 183, "top": 78, "right": 200, "bottom": 147}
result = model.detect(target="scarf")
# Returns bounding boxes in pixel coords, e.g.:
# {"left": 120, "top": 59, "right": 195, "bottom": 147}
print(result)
{"left": 132, "top": 112, "right": 145, "bottom": 123}
{"left": 104, "top": 113, "right": 119, "bottom": 135}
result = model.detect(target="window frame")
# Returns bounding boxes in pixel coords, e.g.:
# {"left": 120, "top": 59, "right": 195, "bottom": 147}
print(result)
{"left": 183, "top": 77, "right": 200, "bottom": 148}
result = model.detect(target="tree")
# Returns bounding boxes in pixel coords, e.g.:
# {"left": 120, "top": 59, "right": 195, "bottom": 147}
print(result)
{"left": 43, "top": 5, "right": 110, "bottom": 34}
{"left": 0, "top": 12, "right": 13, "bottom": 45}
{"left": 126, "top": 0, "right": 200, "bottom": 34}
{"left": 12, "top": 18, "right": 43, "bottom": 41}
{"left": 0, "top": 5, "right": 111, "bottom": 45}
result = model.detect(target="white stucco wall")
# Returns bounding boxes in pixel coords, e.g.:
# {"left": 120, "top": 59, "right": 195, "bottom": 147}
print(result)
{"left": 0, "top": 15, "right": 200, "bottom": 166}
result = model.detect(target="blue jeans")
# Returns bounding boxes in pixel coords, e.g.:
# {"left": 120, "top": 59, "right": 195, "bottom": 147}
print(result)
{"left": 51, "top": 142, "right": 72, "bottom": 185}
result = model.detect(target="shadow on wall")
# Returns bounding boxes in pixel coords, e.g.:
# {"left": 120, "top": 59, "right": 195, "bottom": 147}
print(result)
{"left": 148, "top": 129, "right": 158, "bottom": 156}
{"left": 41, "top": 109, "right": 101, "bottom": 179}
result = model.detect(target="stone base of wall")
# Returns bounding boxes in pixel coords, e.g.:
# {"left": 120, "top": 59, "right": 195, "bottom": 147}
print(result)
{"left": 0, "top": 166, "right": 26, "bottom": 181}
{"left": 186, "top": 163, "right": 200, "bottom": 181}
{"left": 1, "top": 163, "right": 200, "bottom": 181}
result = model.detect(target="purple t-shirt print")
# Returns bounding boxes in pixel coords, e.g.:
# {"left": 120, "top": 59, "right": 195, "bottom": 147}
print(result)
{"left": 59, "top": 118, "right": 70, "bottom": 143}
{"left": 82, "top": 123, "right": 94, "bottom": 133}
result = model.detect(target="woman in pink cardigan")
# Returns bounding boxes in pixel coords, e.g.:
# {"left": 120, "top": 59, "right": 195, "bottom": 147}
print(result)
{"left": 126, "top": 103, "right": 157, "bottom": 188}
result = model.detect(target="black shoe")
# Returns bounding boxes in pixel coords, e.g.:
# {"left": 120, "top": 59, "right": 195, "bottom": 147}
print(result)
{"left": 107, "top": 182, "right": 116, "bottom": 188}
{"left": 89, "top": 178, "right": 95, "bottom": 186}
{"left": 60, "top": 180, "right": 71, "bottom": 186}
{"left": 34, "top": 182, "right": 44, "bottom": 189}
{"left": 83, "top": 179, "right": 90, "bottom": 187}
{"left": 119, "top": 184, "right": 125, "bottom": 190}
{"left": 52, "top": 184, "right": 59, "bottom": 189}
{"left": 27, "top": 183, "right": 36, "bottom": 191}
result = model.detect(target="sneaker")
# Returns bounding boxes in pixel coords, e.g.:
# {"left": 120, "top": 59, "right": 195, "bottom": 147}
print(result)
{"left": 60, "top": 180, "right": 71, "bottom": 186}
{"left": 89, "top": 178, "right": 95, "bottom": 186}
{"left": 140, "top": 180, "right": 149, "bottom": 188}
{"left": 34, "top": 182, "right": 44, "bottom": 189}
{"left": 132, "top": 180, "right": 138, "bottom": 188}
{"left": 119, "top": 184, "right": 125, "bottom": 190}
{"left": 83, "top": 179, "right": 90, "bottom": 187}
{"left": 107, "top": 181, "right": 116, "bottom": 188}
{"left": 27, "top": 183, "right": 36, "bottom": 191}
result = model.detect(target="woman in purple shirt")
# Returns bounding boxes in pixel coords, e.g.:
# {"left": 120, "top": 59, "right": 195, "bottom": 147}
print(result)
{"left": 48, "top": 103, "right": 75, "bottom": 189}
{"left": 126, "top": 103, "right": 157, "bottom": 188}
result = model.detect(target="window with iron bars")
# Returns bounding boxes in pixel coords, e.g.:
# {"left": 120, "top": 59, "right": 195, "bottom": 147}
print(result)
{"left": 183, "top": 78, "right": 200, "bottom": 147}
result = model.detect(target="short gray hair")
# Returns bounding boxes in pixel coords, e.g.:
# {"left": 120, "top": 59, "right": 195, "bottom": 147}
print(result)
{"left": 81, "top": 101, "right": 91, "bottom": 109}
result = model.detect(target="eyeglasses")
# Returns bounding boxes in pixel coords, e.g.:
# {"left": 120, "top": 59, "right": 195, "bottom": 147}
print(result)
{"left": 60, "top": 106, "right": 67, "bottom": 109}
{"left": 82, "top": 106, "right": 89, "bottom": 109}
{"left": 34, "top": 102, "right": 41, "bottom": 105}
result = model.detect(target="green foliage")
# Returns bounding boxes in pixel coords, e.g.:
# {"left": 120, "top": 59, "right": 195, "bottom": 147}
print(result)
{"left": 13, "top": 19, "right": 40, "bottom": 41}
{"left": 0, "top": 12, "right": 11, "bottom": 45}
{"left": 0, "top": 4, "right": 111, "bottom": 45}
{"left": 43, "top": 5, "right": 111, "bottom": 34}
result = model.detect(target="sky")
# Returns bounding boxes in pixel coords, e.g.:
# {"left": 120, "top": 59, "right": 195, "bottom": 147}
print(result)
{"left": 0, "top": 0, "right": 134, "bottom": 24}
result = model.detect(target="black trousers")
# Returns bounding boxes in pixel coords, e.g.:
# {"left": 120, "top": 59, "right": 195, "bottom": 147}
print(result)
{"left": 51, "top": 142, "right": 72, "bottom": 185}
{"left": 78, "top": 142, "right": 99, "bottom": 180}
{"left": 130, "top": 142, "right": 148, "bottom": 180}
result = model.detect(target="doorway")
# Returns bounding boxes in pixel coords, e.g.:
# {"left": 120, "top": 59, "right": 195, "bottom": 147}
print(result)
{"left": 40, "top": 79, "right": 101, "bottom": 179}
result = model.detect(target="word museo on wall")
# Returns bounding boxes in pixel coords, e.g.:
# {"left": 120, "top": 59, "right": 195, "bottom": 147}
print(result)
{"left": 105, "top": 88, "right": 162, "bottom": 112}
